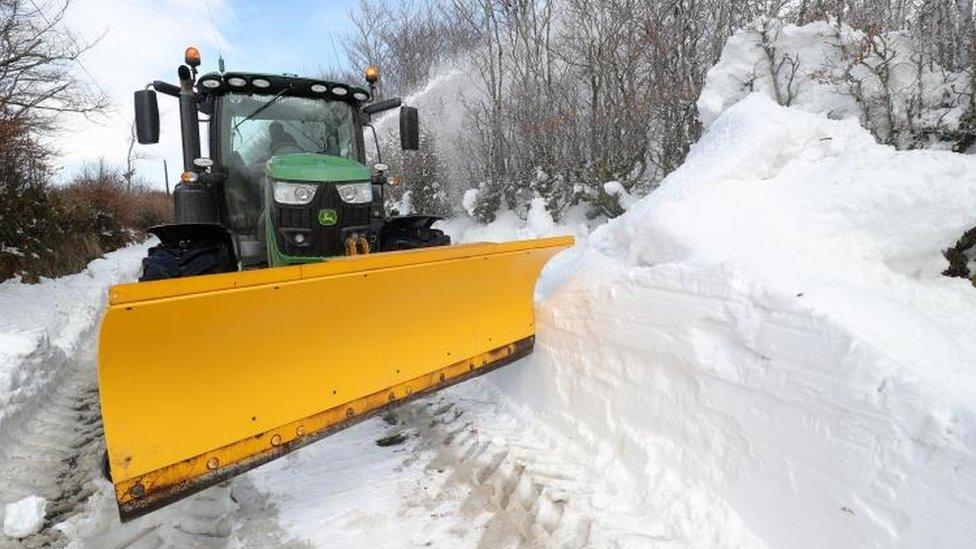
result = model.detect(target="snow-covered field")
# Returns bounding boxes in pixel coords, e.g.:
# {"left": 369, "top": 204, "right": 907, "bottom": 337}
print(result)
{"left": 2, "top": 96, "right": 976, "bottom": 547}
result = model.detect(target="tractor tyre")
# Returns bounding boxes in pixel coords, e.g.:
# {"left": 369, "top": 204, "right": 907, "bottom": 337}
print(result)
{"left": 391, "top": 227, "right": 450, "bottom": 250}
{"left": 381, "top": 221, "right": 451, "bottom": 251}
{"left": 140, "top": 238, "right": 236, "bottom": 282}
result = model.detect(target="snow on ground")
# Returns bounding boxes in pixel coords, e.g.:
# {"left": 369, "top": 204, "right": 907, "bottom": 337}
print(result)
{"left": 486, "top": 94, "right": 976, "bottom": 547}
{"left": 246, "top": 381, "right": 612, "bottom": 547}
{"left": 0, "top": 244, "right": 149, "bottom": 431}
{"left": 437, "top": 198, "right": 591, "bottom": 244}
{"left": 3, "top": 496, "right": 46, "bottom": 540}
{"left": 252, "top": 94, "right": 976, "bottom": 546}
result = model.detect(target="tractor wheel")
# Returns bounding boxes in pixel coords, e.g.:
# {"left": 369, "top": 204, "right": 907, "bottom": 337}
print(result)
{"left": 395, "top": 226, "right": 450, "bottom": 250}
{"left": 140, "top": 238, "right": 236, "bottom": 282}
{"left": 382, "top": 225, "right": 451, "bottom": 251}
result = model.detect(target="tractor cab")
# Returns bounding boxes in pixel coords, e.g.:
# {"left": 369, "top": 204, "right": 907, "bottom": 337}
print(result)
{"left": 133, "top": 49, "right": 429, "bottom": 273}
{"left": 207, "top": 76, "right": 365, "bottom": 234}
{"left": 195, "top": 72, "right": 381, "bottom": 266}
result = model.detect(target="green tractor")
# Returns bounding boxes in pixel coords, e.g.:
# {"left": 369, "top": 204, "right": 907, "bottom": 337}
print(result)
{"left": 133, "top": 47, "right": 448, "bottom": 279}
{"left": 102, "top": 47, "right": 574, "bottom": 521}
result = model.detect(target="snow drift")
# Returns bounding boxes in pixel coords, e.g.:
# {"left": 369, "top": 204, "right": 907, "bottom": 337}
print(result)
{"left": 485, "top": 94, "right": 976, "bottom": 547}
{"left": 0, "top": 244, "right": 147, "bottom": 431}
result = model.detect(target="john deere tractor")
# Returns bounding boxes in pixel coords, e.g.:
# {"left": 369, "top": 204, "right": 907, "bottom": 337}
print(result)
{"left": 100, "top": 46, "right": 572, "bottom": 521}
{"left": 133, "top": 47, "right": 448, "bottom": 279}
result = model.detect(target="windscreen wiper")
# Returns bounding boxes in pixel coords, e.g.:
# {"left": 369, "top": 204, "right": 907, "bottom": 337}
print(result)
{"left": 233, "top": 88, "right": 289, "bottom": 131}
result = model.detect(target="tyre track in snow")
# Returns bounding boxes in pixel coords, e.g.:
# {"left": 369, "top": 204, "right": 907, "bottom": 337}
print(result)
{"left": 243, "top": 378, "right": 609, "bottom": 547}
{"left": 0, "top": 329, "right": 302, "bottom": 548}
{"left": 384, "top": 391, "right": 596, "bottom": 548}
{"left": 0, "top": 324, "right": 105, "bottom": 548}
{"left": 1, "top": 325, "right": 598, "bottom": 547}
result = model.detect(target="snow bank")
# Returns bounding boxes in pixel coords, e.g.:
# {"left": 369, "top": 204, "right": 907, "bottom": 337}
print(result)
{"left": 699, "top": 20, "right": 967, "bottom": 147}
{"left": 3, "top": 495, "right": 46, "bottom": 539}
{"left": 0, "top": 243, "right": 148, "bottom": 430}
{"left": 488, "top": 94, "right": 976, "bottom": 546}
{"left": 437, "top": 198, "right": 590, "bottom": 244}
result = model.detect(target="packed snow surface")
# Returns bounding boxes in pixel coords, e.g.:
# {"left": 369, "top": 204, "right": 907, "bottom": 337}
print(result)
{"left": 3, "top": 495, "right": 47, "bottom": 539}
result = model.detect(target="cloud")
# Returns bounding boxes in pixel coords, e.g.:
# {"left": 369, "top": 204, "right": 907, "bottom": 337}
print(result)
{"left": 53, "top": 0, "right": 235, "bottom": 188}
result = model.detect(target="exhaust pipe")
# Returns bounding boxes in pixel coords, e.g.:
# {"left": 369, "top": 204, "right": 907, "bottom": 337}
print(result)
{"left": 177, "top": 64, "right": 201, "bottom": 172}
{"left": 173, "top": 51, "right": 218, "bottom": 224}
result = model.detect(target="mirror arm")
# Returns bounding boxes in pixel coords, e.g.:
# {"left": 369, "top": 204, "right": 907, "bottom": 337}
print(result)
{"left": 362, "top": 97, "right": 402, "bottom": 116}
{"left": 149, "top": 80, "right": 180, "bottom": 98}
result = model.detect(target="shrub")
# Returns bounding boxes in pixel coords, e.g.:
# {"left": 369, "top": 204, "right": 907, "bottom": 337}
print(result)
{"left": 1, "top": 148, "right": 173, "bottom": 282}
{"left": 128, "top": 190, "right": 172, "bottom": 231}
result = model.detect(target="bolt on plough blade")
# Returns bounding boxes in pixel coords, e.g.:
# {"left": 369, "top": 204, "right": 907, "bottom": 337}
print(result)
{"left": 97, "top": 236, "right": 573, "bottom": 521}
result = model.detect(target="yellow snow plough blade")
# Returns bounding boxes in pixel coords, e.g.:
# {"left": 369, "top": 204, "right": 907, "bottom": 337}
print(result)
{"left": 98, "top": 236, "right": 572, "bottom": 521}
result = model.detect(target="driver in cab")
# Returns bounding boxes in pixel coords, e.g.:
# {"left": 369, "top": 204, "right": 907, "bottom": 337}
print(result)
{"left": 267, "top": 121, "right": 298, "bottom": 157}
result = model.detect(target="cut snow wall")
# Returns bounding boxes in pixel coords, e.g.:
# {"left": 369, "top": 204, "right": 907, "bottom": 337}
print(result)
{"left": 488, "top": 95, "right": 976, "bottom": 547}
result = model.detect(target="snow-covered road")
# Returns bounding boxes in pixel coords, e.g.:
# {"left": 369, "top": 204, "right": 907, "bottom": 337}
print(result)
{"left": 0, "top": 244, "right": 629, "bottom": 548}
{"left": 0, "top": 281, "right": 624, "bottom": 547}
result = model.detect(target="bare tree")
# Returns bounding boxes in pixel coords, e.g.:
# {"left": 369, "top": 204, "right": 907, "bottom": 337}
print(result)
{"left": 758, "top": 19, "right": 802, "bottom": 106}
{"left": 0, "top": 0, "right": 109, "bottom": 128}
{"left": 345, "top": 0, "right": 458, "bottom": 99}
{"left": 346, "top": 0, "right": 393, "bottom": 97}
{"left": 345, "top": 0, "right": 976, "bottom": 223}
{"left": 122, "top": 120, "right": 143, "bottom": 191}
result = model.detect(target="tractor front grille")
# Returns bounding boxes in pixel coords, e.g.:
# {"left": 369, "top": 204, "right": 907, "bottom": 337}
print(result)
{"left": 274, "top": 184, "right": 374, "bottom": 257}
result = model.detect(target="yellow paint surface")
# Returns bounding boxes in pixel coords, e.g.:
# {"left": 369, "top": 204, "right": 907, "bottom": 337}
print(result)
{"left": 99, "top": 237, "right": 572, "bottom": 491}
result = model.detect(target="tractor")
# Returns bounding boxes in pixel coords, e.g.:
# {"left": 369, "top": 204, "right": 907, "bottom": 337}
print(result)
{"left": 99, "top": 47, "right": 571, "bottom": 521}
{"left": 133, "top": 47, "right": 448, "bottom": 279}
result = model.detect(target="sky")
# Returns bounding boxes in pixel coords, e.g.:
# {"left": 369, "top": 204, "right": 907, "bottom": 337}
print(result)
{"left": 52, "top": 0, "right": 362, "bottom": 188}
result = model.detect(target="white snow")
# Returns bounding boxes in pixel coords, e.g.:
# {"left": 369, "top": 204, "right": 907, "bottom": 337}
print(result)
{"left": 244, "top": 375, "right": 632, "bottom": 546}
{"left": 0, "top": 243, "right": 149, "bottom": 430}
{"left": 603, "top": 180, "right": 638, "bottom": 211}
{"left": 698, "top": 19, "right": 967, "bottom": 147}
{"left": 437, "top": 201, "right": 591, "bottom": 244}
{"left": 461, "top": 188, "right": 480, "bottom": 218}
{"left": 488, "top": 93, "right": 976, "bottom": 546}
{"left": 371, "top": 65, "right": 480, "bottom": 205}
{"left": 3, "top": 495, "right": 47, "bottom": 539}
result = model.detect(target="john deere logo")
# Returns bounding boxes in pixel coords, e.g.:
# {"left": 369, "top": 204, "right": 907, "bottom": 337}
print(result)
{"left": 318, "top": 209, "right": 337, "bottom": 226}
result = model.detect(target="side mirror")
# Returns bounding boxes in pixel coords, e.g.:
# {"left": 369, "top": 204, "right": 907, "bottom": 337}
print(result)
{"left": 134, "top": 89, "right": 160, "bottom": 144}
{"left": 400, "top": 106, "right": 419, "bottom": 151}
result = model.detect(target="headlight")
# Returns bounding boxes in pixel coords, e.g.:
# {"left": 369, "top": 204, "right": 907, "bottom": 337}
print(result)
{"left": 336, "top": 182, "right": 373, "bottom": 204}
{"left": 273, "top": 181, "right": 317, "bottom": 205}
